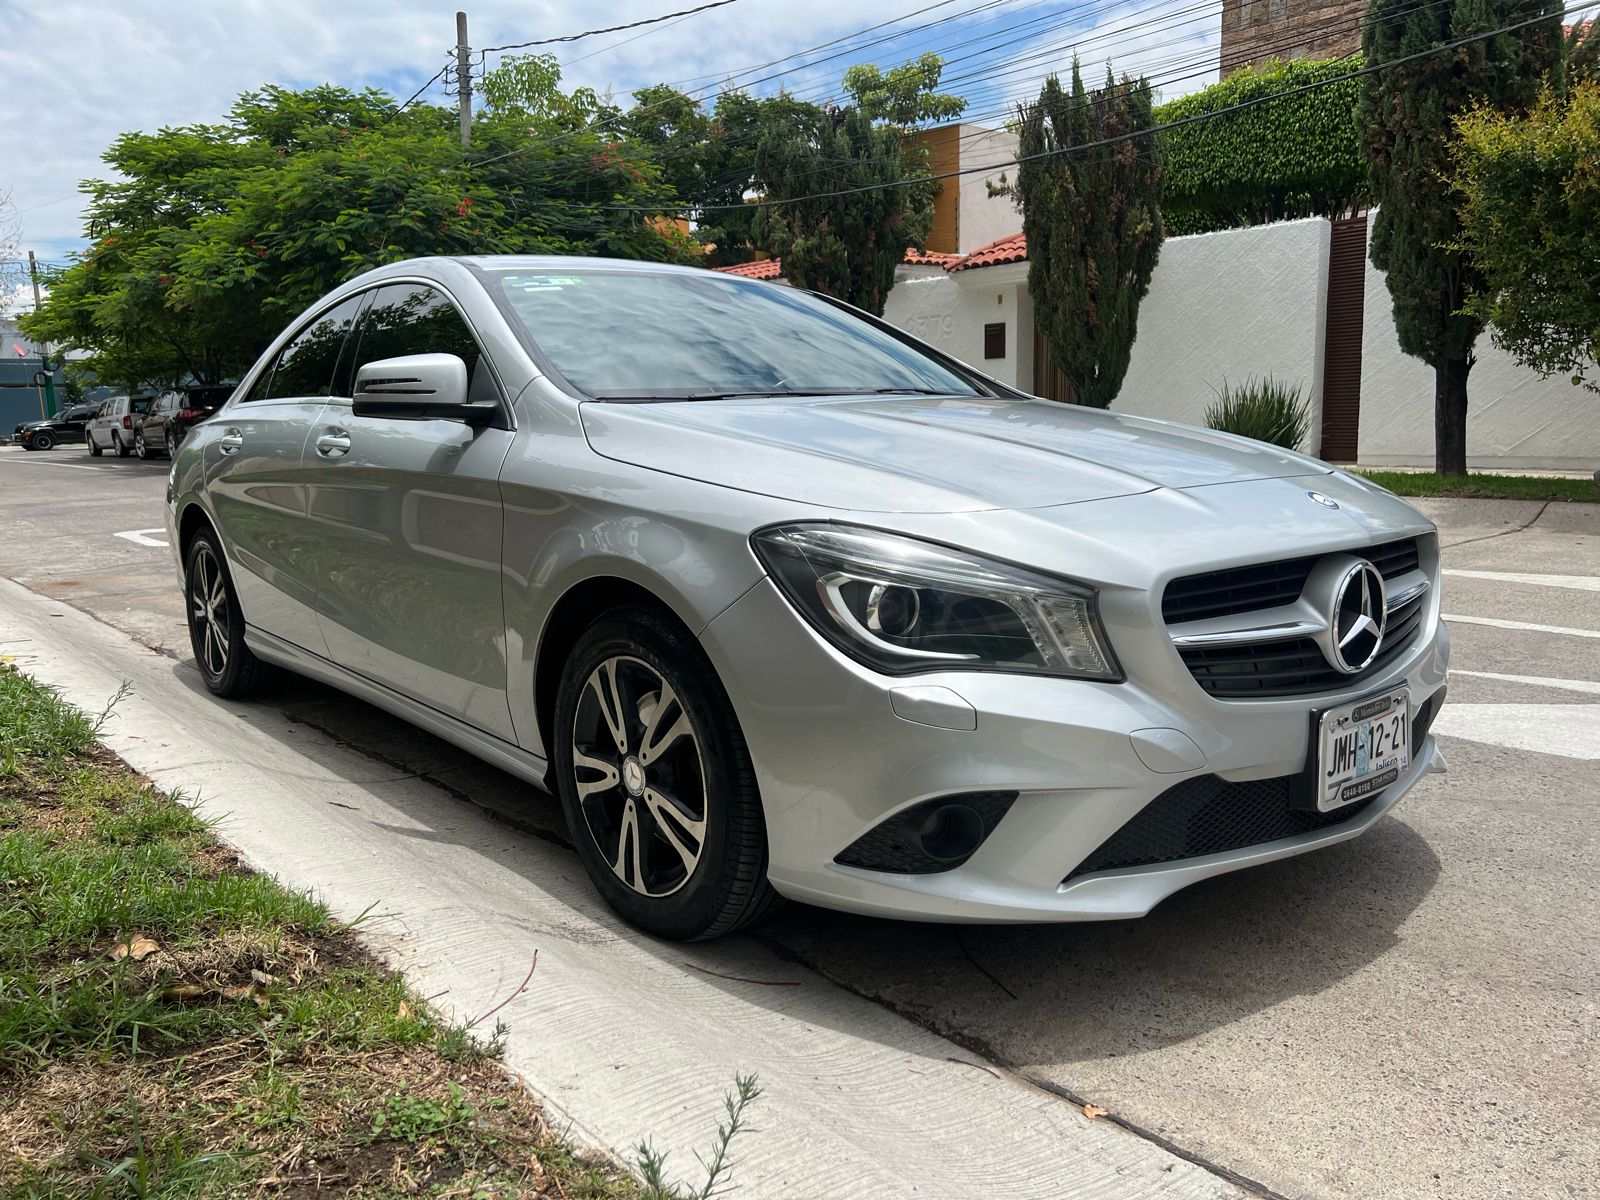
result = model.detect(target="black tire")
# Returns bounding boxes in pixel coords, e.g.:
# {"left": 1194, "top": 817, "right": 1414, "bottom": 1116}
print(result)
{"left": 113, "top": 432, "right": 131, "bottom": 458}
{"left": 553, "top": 606, "right": 779, "bottom": 941}
{"left": 30, "top": 431, "right": 54, "bottom": 451}
{"left": 134, "top": 430, "right": 148, "bottom": 459}
{"left": 184, "top": 527, "right": 265, "bottom": 698}
{"left": 87, "top": 434, "right": 103, "bottom": 456}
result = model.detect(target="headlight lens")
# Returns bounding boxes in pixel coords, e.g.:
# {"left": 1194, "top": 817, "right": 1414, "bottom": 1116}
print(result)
{"left": 751, "top": 524, "right": 1121, "bottom": 680}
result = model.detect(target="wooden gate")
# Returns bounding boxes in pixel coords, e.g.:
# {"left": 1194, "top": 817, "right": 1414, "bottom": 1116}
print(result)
{"left": 1318, "top": 214, "right": 1368, "bottom": 462}
{"left": 1031, "top": 326, "right": 1076, "bottom": 404}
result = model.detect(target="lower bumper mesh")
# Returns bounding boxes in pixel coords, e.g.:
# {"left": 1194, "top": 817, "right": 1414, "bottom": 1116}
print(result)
{"left": 1063, "top": 691, "right": 1443, "bottom": 884}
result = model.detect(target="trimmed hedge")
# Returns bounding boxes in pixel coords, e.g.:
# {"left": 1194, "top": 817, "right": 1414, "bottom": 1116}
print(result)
{"left": 1158, "top": 55, "right": 1369, "bottom": 235}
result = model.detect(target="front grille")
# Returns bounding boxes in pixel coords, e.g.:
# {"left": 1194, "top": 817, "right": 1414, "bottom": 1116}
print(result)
{"left": 1063, "top": 775, "right": 1373, "bottom": 883}
{"left": 1163, "top": 537, "right": 1420, "bottom": 625}
{"left": 1063, "top": 691, "right": 1439, "bottom": 884}
{"left": 1167, "top": 538, "right": 1426, "bottom": 699}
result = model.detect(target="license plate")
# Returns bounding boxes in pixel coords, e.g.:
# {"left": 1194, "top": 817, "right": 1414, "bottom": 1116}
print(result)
{"left": 1316, "top": 688, "right": 1409, "bottom": 813}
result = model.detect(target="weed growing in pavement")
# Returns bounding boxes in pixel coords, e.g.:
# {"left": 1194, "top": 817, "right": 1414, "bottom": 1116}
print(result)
{"left": 636, "top": 1073, "right": 763, "bottom": 1200}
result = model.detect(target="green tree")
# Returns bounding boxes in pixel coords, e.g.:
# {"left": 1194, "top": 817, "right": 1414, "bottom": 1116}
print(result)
{"left": 751, "top": 106, "right": 934, "bottom": 316}
{"left": 1010, "top": 63, "right": 1164, "bottom": 409}
{"left": 22, "top": 80, "right": 689, "bottom": 388}
{"left": 1454, "top": 77, "right": 1600, "bottom": 392}
{"left": 842, "top": 52, "right": 967, "bottom": 129}
{"left": 1359, "top": 0, "right": 1563, "bottom": 475}
{"left": 620, "top": 87, "right": 824, "bottom": 265}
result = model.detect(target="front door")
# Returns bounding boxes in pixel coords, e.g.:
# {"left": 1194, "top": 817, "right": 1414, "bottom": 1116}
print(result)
{"left": 304, "top": 282, "right": 516, "bottom": 741}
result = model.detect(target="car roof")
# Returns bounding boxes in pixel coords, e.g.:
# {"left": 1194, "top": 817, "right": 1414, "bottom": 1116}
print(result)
{"left": 344, "top": 254, "right": 731, "bottom": 289}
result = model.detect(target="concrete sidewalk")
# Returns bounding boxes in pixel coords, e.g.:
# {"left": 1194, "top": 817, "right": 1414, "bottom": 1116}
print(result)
{"left": 0, "top": 576, "right": 1244, "bottom": 1200}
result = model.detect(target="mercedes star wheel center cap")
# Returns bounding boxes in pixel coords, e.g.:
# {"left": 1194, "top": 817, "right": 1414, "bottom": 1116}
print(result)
{"left": 622, "top": 756, "right": 647, "bottom": 796}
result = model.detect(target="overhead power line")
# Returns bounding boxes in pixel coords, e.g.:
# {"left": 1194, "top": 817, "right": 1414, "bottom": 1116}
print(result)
{"left": 481, "top": 0, "right": 746, "bottom": 53}
{"left": 547, "top": 1, "right": 1583, "bottom": 215}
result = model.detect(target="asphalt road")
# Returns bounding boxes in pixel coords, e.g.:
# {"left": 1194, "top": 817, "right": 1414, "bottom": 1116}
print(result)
{"left": 1, "top": 442, "right": 1595, "bottom": 1200}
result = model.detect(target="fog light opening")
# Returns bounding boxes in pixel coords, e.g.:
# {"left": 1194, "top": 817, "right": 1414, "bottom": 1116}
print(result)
{"left": 916, "top": 803, "right": 985, "bottom": 863}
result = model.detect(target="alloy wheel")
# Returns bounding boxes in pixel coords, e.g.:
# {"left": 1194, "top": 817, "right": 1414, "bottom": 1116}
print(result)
{"left": 570, "top": 655, "right": 708, "bottom": 898}
{"left": 189, "top": 542, "right": 231, "bottom": 679}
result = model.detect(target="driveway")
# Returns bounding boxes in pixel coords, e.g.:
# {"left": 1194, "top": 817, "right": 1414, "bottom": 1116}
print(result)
{"left": 1, "top": 443, "right": 1595, "bottom": 1199}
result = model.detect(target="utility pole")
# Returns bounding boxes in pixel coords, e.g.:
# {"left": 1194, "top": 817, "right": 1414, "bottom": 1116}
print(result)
{"left": 455, "top": 11, "right": 472, "bottom": 147}
{"left": 26, "top": 250, "right": 56, "bottom": 415}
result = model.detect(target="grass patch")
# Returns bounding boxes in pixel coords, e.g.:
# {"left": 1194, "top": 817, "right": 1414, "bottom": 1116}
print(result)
{"left": 1356, "top": 470, "right": 1599, "bottom": 502}
{"left": 0, "top": 666, "right": 643, "bottom": 1199}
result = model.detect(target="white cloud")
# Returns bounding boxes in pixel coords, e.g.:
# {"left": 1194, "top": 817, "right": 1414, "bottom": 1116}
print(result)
{"left": 0, "top": 0, "right": 1226, "bottom": 259}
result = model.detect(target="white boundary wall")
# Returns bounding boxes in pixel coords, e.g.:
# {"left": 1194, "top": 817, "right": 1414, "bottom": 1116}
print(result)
{"left": 881, "top": 215, "right": 1600, "bottom": 472}
{"left": 1358, "top": 222, "right": 1600, "bottom": 471}
{"left": 1115, "top": 218, "right": 1331, "bottom": 455}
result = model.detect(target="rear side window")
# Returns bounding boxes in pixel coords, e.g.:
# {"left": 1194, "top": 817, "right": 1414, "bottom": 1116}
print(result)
{"left": 130, "top": 397, "right": 155, "bottom": 415}
{"left": 264, "top": 294, "right": 367, "bottom": 400}
{"left": 349, "top": 284, "right": 495, "bottom": 404}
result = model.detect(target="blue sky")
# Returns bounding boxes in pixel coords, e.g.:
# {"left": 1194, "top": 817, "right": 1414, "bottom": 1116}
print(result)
{"left": 0, "top": 0, "right": 1225, "bottom": 310}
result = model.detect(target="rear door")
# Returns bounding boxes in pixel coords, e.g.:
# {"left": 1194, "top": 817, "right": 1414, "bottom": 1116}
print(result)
{"left": 304, "top": 281, "right": 516, "bottom": 740}
{"left": 205, "top": 293, "right": 367, "bottom": 654}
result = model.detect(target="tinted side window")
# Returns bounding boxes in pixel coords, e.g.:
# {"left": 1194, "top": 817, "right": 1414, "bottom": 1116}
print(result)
{"left": 351, "top": 285, "right": 494, "bottom": 403}
{"left": 266, "top": 294, "right": 366, "bottom": 400}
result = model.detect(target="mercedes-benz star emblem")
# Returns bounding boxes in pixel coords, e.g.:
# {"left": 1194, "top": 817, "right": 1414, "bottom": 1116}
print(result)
{"left": 1307, "top": 491, "right": 1340, "bottom": 509}
{"left": 1330, "top": 561, "right": 1387, "bottom": 673}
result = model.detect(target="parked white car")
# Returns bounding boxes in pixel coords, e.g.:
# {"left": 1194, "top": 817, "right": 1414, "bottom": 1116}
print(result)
{"left": 85, "top": 395, "right": 156, "bottom": 458}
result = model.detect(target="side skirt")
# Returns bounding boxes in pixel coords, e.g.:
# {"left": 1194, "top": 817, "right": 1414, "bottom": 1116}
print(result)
{"left": 244, "top": 625, "right": 552, "bottom": 793}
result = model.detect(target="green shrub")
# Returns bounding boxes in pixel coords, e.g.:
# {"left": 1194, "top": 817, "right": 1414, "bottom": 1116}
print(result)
{"left": 1158, "top": 55, "right": 1368, "bottom": 235}
{"left": 1204, "top": 376, "right": 1311, "bottom": 449}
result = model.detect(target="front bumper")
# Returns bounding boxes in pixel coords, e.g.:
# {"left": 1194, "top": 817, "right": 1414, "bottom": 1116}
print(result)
{"left": 701, "top": 577, "right": 1449, "bottom": 923}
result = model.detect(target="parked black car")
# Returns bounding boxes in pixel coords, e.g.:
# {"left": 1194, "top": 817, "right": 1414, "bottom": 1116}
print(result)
{"left": 131, "top": 386, "right": 232, "bottom": 458}
{"left": 14, "top": 404, "right": 100, "bottom": 451}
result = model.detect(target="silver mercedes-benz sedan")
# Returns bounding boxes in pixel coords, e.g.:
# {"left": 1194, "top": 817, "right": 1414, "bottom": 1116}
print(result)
{"left": 166, "top": 256, "right": 1448, "bottom": 940}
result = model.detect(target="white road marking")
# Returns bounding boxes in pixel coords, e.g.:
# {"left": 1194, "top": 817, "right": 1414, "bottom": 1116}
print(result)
{"left": 1451, "top": 670, "right": 1600, "bottom": 697}
{"left": 1444, "top": 568, "right": 1600, "bottom": 592}
{"left": 1443, "top": 614, "right": 1600, "bottom": 640}
{"left": 1433, "top": 703, "right": 1600, "bottom": 760}
{"left": 113, "top": 528, "right": 169, "bottom": 548}
{"left": 0, "top": 456, "right": 110, "bottom": 472}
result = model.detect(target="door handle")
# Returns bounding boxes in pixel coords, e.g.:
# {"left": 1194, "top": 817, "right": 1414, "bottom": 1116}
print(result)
{"left": 315, "top": 430, "right": 351, "bottom": 458}
{"left": 219, "top": 429, "right": 244, "bottom": 455}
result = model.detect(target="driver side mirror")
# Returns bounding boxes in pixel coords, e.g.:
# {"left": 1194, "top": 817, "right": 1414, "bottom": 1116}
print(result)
{"left": 352, "top": 354, "right": 495, "bottom": 424}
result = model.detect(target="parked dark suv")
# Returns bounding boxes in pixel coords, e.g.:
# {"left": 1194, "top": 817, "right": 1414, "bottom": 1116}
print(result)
{"left": 132, "top": 386, "right": 232, "bottom": 458}
{"left": 14, "top": 404, "right": 100, "bottom": 451}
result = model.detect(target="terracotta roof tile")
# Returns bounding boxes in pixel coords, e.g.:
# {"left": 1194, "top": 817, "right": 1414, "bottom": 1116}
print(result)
{"left": 713, "top": 247, "right": 967, "bottom": 279}
{"left": 948, "top": 231, "right": 1027, "bottom": 272}
{"left": 712, "top": 259, "right": 784, "bottom": 279}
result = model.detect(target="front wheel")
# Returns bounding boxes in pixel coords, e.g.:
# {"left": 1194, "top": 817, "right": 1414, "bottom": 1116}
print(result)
{"left": 134, "top": 430, "right": 148, "bottom": 459}
{"left": 30, "top": 431, "right": 54, "bottom": 451}
{"left": 553, "top": 607, "right": 778, "bottom": 941}
{"left": 184, "top": 527, "right": 265, "bottom": 698}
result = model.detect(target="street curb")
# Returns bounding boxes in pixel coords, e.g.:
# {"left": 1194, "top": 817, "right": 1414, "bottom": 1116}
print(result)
{"left": 1, "top": 576, "right": 1246, "bottom": 1200}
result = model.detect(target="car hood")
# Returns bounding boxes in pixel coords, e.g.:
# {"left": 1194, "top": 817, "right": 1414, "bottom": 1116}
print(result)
{"left": 579, "top": 394, "right": 1334, "bottom": 513}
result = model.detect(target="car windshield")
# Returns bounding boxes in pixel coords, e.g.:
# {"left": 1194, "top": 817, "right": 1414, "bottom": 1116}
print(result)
{"left": 484, "top": 268, "right": 983, "bottom": 400}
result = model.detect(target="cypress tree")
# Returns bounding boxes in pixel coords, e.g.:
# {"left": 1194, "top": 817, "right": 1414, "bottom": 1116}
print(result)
{"left": 1014, "top": 62, "right": 1164, "bottom": 409}
{"left": 1360, "top": 0, "right": 1563, "bottom": 474}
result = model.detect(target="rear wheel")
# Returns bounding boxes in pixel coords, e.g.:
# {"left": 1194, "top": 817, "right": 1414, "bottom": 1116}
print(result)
{"left": 184, "top": 527, "right": 265, "bottom": 698}
{"left": 553, "top": 607, "right": 778, "bottom": 941}
{"left": 30, "top": 431, "right": 54, "bottom": 451}
{"left": 87, "top": 434, "right": 103, "bottom": 457}
{"left": 113, "top": 432, "right": 131, "bottom": 458}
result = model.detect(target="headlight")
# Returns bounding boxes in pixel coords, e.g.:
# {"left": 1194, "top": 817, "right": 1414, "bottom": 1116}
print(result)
{"left": 751, "top": 524, "right": 1121, "bottom": 680}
